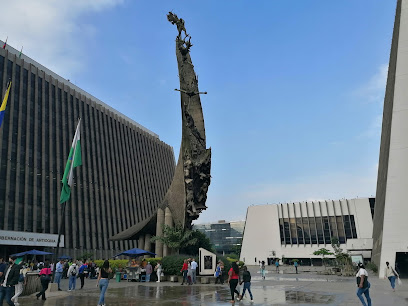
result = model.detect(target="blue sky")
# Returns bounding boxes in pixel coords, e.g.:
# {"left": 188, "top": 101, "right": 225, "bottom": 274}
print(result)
{"left": 0, "top": 1, "right": 396, "bottom": 223}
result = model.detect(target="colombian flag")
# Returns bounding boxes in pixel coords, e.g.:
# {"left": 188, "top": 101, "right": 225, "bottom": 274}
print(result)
{"left": 0, "top": 81, "right": 12, "bottom": 128}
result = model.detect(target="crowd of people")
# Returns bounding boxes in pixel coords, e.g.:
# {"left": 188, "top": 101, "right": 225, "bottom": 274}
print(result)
{"left": 0, "top": 254, "right": 403, "bottom": 305}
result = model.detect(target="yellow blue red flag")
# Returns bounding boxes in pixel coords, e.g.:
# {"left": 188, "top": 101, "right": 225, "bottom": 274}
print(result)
{"left": 0, "top": 81, "right": 12, "bottom": 128}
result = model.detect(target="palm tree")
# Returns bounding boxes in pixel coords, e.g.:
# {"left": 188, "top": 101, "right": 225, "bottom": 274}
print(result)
{"left": 151, "top": 225, "right": 198, "bottom": 254}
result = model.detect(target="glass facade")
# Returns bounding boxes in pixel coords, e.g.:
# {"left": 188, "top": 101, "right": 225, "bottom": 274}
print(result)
{"left": 279, "top": 215, "right": 357, "bottom": 245}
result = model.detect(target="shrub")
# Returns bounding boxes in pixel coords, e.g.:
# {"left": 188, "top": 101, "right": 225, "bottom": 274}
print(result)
{"left": 162, "top": 254, "right": 188, "bottom": 276}
{"left": 94, "top": 259, "right": 129, "bottom": 271}
{"left": 365, "top": 262, "right": 378, "bottom": 274}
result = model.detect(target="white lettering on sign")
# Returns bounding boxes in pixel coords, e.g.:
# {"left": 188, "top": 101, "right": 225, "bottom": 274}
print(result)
{"left": 0, "top": 230, "right": 64, "bottom": 247}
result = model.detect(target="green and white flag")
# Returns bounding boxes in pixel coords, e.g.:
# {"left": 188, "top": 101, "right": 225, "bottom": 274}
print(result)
{"left": 60, "top": 119, "right": 82, "bottom": 204}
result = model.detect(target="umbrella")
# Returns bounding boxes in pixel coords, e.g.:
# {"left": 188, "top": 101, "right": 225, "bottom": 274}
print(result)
{"left": 11, "top": 249, "right": 53, "bottom": 257}
{"left": 57, "top": 255, "right": 72, "bottom": 260}
{"left": 114, "top": 248, "right": 156, "bottom": 257}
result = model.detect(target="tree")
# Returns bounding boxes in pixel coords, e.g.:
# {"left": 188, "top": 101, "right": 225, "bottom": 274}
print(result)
{"left": 313, "top": 248, "right": 334, "bottom": 269}
{"left": 151, "top": 224, "right": 198, "bottom": 254}
{"left": 180, "top": 230, "right": 214, "bottom": 255}
{"left": 331, "top": 237, "right": 352, "bottom": 272}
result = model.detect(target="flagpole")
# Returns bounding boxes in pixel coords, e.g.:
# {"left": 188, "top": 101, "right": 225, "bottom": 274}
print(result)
{"left": 52, "top": 117, "right": 81, "bottom": 281}
{"left": 52, "top": 201, "right": 66, "bottom": 282}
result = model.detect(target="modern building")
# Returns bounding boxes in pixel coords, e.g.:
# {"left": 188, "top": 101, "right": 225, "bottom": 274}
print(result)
{"left": 240, "top": 198, "right": 374, "bottom": 266}
{"left": 0, "top": 42, "right": 175, "bottom": 259}
{"left": 372, "top": 0, "right": 408, "bottom": 278}
{"left": 194, "top": 220, "right": 245, "bottom": 254}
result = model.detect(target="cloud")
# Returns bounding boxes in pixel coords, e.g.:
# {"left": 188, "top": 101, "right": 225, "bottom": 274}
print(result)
{"left": 357, "top": 114, "right": 382, "bottom": 139}
{"left": 0, "top": 0, "right": 124, "bottom": 77}
{"left": 199, "top": 169, "right": 378, "bottom": 223}
{"left": 353, "top": 64, "right": 388, "bottom": 103}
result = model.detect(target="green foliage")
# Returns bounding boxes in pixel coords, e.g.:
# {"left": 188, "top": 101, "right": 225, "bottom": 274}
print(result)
{"left": 79, "top": 252, "right": 94, "bottom": 261}
{"left": 313, "top": 248, "right": 334, "bottom": 268}
{"left": 225, "top": 253, "right": 239, "bottom": 260}
{"left": 230, "top": 244, "right": 242, "bottom": 257}
{"left": 94, "top": 260, "right": 129, "bottom": 271}
{"left": 365, "top": 262, "right": 378, "bottom": 273}
{"left": 180, "top": 230, "right": 214, "bottom": 255}
{"left": 313, "top": 248, "right": 334, "bottom": 257}
{"left": 291, "top": 259, "right": 299, "bottom": 263}
{"left": 161, "top": 254, "right": 188, "bottom": 276}
{"left": 145, "top": 257, "right": 161, "bottom": 269}
{"left": 152, "top": 225, "right": 198, "bottom": 252}
{"left": 217, "top": 255, "right": 231, "bottom": 273}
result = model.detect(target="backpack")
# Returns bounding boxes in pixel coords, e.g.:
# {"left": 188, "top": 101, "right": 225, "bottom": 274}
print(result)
{"left": 71, "top": 267, "right": 77, "bottom": 276}
{"left": 18, "top": 273, "right": 24, "bottom": 283}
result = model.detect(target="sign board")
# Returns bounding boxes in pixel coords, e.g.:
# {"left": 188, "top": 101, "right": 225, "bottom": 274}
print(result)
{"left": 0, "top": 230, "right": 64, "bottom": 247}
{"left": 199, "top": 247, "right": 217, "bottom": 276}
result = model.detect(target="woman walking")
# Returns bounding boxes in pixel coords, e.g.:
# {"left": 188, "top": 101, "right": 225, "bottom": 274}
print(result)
{"left": 97, "top": 260, "right": 112, "bottom": 306}
{"left": 356, "top": 263, "right": 371, "bottom": 306}
{"left": 180, "top": 260, "right": 188, "bottom": 285}
{"left": 384, "top": 261, "right": 399, "bottom": 292}
{"left": 239, "top": 266, "right": 254, "bottom": 302}
{"left": 227, "top": 262, "right": 241, "bottom": 303}
{"left": 36, "top": 261, "right": 52, "bottom": 300}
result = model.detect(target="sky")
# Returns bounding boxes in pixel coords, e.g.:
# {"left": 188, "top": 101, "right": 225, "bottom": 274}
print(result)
{"left": 0, "top": 0, "right": 396, "bottom": 223}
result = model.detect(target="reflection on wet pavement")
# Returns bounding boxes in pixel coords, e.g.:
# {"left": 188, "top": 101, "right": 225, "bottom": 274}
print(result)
{"left": 19, "top": 284, "right": 340, "bottom": 305}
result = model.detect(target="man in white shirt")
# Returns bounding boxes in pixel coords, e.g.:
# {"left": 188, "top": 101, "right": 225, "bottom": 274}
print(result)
{"left": 54, "top": 260, "right": 64, "bottom": 291}
{"left": 190, "top": 259, "right": 198, "bottom": 284}
{"left": 356, "top": 263, "right": 371, "bottom": 306}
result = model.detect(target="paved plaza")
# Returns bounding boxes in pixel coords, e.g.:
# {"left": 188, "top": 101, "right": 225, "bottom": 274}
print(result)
{"left": 15, "top": 267, "right": 408, "bottom": 305}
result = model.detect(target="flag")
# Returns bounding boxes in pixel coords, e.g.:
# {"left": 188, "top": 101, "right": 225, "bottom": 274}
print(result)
{"left": 19, "top": 46, "right": 23, "bottom": 58}
{"left": 2, "top": 37, "right": 7, "bottom": 49}
{"left": 60, "top": 119, "right": 82, "bottom": 204}
{"left": 0, "top": 81, "right": 12, "bottom": 128}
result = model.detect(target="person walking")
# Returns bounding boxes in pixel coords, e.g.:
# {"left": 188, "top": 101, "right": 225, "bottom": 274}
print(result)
{"left": 190, "top": 258, "right": 198, "bottom": 284}
{"left": 67, "top": 262, "right": 78, "bottom": 291}
{"left": 214, "top": 262, "right": 223, "bottom": 284}
{"left": 145, "top": 262, "right": 153, "bottom": 282}
{"left": 384, "top": 261, "right": 399, "bottom": 292}
{"left": 79, "top": 261, "right": 87, "bottom": 289}
{"left": 356, "top": 263, "right": 371, "bottom": 306}
{"left": 180, "top": 260, "right": 188, "bottom": 285}
{"left": 36, "top": 261, "right": 52, "bottom": 301}
{"left": 0, "top": 256, "right": 20, "bottom": 306}
{"left": 227, "top": 262, "right": 241, "bottom": 303}
{"left": 260, "top": 261, "right": 266, "bottom": 280}
{"left": 239, "top": 266, "right": 253, "bottom": 302}
{"left": 54, "top": 259, "right": 64, "bottom": 291}
{"left": 97, "top": 260, "right": 112, "bottom": 306}
{"left": 155, "top": 262, "right": 162, "bottom": 283}
{"left": 294, "top": 261, "right": 298, "bottom": 274}
{"left": 11, "top": 262, "right": 25, "bottom": 305}
{"left": 275, "top": 260, "right": 280, "bottom": 273}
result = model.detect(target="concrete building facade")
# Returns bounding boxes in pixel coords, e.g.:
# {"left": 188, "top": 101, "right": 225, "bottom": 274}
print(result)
{"left": 240, "top": 198, "right": 374, "bottom": 266}
{"left": 372, "top": 0, "right": 408, "bottom": 278}
{"left": 0, "top": 43, "right": 175, "bottom": 259}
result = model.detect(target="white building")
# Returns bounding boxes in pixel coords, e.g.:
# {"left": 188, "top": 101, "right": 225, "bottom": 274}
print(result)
{"left": 372, "top": 0, "right": 408, "bottom": 278}
{"left": 240, "top": 198, "right": 374, "bottom": 266}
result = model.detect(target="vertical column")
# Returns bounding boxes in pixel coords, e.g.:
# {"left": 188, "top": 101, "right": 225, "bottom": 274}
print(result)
{"left": 144, "top": 234, "right": 151, "bottom": 253}
{"left": 163, "top": 207, "right": 174, "bottom": 257}
{"left": 155, "top": 208, "right": 165, "bottom": 257}
{"left": 138, "top": 236, "right": 145, "bottom": 251}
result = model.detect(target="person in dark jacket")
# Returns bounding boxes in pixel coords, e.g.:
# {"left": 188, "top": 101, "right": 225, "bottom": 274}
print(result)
{"left": 239, "top": 266, "right": 254, "bottom": 302}
{"left": 0, "top": 256, "right": 20, "bottom": 306}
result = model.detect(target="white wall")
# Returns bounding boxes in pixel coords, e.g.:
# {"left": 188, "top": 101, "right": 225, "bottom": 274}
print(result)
{"left": 377, "top": 0, "right": 408, "bottom": 278}
{"left": 240, "top": 198, "right": 373, "bottom": 265}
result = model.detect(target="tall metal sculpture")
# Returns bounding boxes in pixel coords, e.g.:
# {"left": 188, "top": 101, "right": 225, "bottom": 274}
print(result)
{"left": 110, "top": 13, "right": 211, "bottom": 257}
